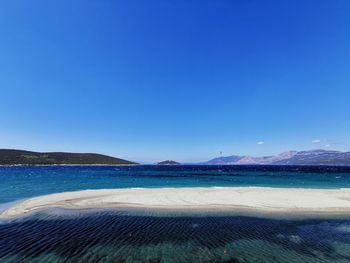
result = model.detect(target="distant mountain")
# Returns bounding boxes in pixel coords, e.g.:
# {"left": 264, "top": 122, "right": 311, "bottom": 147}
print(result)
{"left": 202, "top": 150, "right": 350, "bottom": 166}
{"left": 0, "top": 149, "right": 137, "bottom": 165}
{"left": 274, "top": 150, "right": 350, "bottom": 166}
{"left": 204, "top": 155, "right": 243, "bottom": 165}
{"left": 157, "top": 160, "right": 180, "bottom": 165}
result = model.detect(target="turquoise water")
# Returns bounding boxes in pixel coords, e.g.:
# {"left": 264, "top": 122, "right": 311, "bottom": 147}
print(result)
{"left": 1, "top": 165, "right": 350, "bottom": 204}
{"left": 1, "top": 165, "right": 350, "bottom": 262}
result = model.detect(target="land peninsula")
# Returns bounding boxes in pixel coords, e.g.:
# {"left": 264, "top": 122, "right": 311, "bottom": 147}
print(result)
{"left": 0, "top": 149, "right": 136, "bottom": 165}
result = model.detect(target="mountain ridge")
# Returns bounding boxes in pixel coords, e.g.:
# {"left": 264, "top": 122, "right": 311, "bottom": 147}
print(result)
{"left": 0, "top": 149, "right": 137, "bottom": 165}
{"left": 202, "top": 149, "right": 350, "bottom": 166}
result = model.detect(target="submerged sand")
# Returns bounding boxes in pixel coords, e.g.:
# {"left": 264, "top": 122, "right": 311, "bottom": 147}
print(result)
{"left": 2, "top": 187, "right": 350, "bottom": 219}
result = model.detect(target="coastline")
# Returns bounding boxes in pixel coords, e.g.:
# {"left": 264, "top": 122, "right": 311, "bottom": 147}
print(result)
{"left": 0, "top": 163, "right": 139, "bottom": 167}
{"left": 2, "top": 187, "right": 350, "bottom": 220}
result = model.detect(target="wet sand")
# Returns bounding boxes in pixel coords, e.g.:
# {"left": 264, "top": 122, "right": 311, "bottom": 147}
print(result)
{"left": 2, "top": 187, "right": 350, "bottom": 219}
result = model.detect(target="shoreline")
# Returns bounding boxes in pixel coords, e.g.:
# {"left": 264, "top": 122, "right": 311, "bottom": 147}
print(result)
{"left": 1, "top": 164, "right": 350, "bottom": 167}
{"left": 0, "top": 163, "right": 139, "bottom": 167}
{"left": 2, "top": 187, "right": 350, "bottom": 219}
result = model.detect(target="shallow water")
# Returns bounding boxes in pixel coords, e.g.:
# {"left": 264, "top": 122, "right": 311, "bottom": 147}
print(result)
{"left": 2, "top": 165, "right": 350, "bottom": 262}
{"left": 1, "top": 165, "right": 350, "bottom": 204}
{"left": 1, "top": 211, "right": 350, "bottom": 262}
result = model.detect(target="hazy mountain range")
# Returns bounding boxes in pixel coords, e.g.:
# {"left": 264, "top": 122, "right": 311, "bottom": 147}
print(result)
{"left": 1, "top": 149, "right": 350, "bottom": 166}
{"left": 202, "top": 150, "right": 350, "bottom": 166}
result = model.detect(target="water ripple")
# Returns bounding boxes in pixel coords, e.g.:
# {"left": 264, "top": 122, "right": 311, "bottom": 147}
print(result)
{"left": 1, "top": 212, "right": 350, "bottom": 262}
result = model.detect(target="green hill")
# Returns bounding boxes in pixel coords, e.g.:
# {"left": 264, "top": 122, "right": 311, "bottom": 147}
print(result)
{"left": 0, "top": 149, "right": 137, "bottom": 165}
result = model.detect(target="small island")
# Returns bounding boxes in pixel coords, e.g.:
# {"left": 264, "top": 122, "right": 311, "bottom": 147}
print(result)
{"left": 157, "top": 160, "right": 180, "bottom": 165}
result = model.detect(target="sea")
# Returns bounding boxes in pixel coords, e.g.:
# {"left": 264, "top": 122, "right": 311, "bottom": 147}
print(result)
{"left": 1, "top": 165, "right": 350, "bottom": 263}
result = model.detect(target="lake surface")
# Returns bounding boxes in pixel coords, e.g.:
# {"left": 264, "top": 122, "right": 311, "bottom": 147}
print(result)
{"left": 1, "top": 165, "right": 350, "bottom": 262}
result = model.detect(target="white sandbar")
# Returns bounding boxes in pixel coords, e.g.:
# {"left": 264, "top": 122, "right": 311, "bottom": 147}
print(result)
{"left": 2, "top": 187, "right": 350, "bottom": 219}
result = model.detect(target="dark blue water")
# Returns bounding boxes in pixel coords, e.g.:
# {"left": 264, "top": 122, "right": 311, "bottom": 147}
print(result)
{"left": 1, "top": 211, "right": 350, "bottom": 262}
{"left": 1, "top": 165, "right": 350, "bottom": 204}
{"left": 1, "top": 165, "right": 350, "bottom": 262}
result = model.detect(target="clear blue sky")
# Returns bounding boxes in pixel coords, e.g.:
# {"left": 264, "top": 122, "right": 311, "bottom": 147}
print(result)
{"left": 0, "top": 0, "right": 349, "bottom": 163}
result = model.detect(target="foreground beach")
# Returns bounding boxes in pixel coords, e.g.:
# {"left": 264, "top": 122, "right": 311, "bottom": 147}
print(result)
{"left": 2, "top": 187, "right": 350, "bottom": 219}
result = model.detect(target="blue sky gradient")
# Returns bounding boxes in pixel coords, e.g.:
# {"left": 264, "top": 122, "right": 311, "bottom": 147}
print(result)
{"left": 0, "top": 0, "right": 350, "bottom": 162}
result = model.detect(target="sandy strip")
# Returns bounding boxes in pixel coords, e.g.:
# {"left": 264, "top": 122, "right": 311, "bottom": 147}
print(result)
{"left": 2, "top": 187, "right": 350, "bottom": 219}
